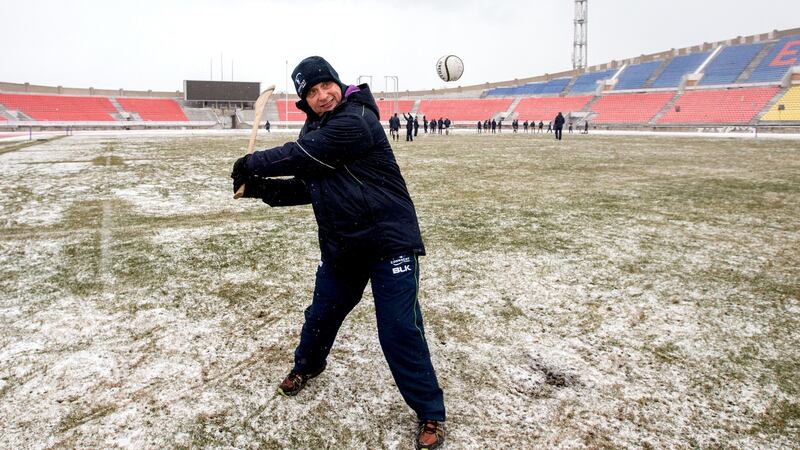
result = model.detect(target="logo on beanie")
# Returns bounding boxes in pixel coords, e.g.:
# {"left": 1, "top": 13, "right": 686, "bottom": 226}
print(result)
{"left": 294, "top": 73, "right": 306, "bottom": 95}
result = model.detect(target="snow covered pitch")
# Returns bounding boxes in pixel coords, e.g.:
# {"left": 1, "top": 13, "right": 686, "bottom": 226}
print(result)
{"left": 1, "top": 130, "right": 798, "bottom": 448}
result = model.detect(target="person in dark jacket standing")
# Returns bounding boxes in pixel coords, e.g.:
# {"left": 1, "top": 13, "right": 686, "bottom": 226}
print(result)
{"left": 437, "top": 117, "right": 444, "bottom": 134}
{"left": 264, "top": 120, "right": 271, "bottom": 133}
{"left": 554, "top": 112, "right": 565, "bottom": 140}
{"left": 230, "top": 56, "right": 446, "bottom": 450}
{"left": 403, "top": 112, "right": 414, "bottom": 141}
{"left": 423, "top": 115, "right": 428, "bottom": 134}
{"left": 414, "top": 116, "right": 419, "bottom": 137}
{"left": 389, "top": 113, "right": 400, "bottom": 141}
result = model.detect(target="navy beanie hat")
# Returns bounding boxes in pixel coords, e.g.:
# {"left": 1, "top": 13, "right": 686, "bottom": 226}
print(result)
{"left": 291, "top": 56, "right": 344, "bottom": 99}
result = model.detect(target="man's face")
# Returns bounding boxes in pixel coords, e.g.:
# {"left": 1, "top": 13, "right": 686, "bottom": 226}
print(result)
{"left": 306, "top": 81, "right": 342, "bottom": 115}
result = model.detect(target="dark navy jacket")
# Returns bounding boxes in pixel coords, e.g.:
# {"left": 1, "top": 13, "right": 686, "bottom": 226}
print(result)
{"left": 246, "top": 84, "right": 425, "bottom": 269}
{"left": 554, "top": 113, "right": 565, "bottom": 128}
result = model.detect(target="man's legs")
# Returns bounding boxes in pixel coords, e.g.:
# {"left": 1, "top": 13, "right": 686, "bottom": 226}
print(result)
{"left": 293, "top": 262, "right": 368, "bottom": 374}
{"left": 371, "top": 254, "right": 446, "bottom": 422}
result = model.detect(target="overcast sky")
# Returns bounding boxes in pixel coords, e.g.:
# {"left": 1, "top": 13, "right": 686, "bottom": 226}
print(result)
{"left": 1, "top": 0, "right": 798, "bottom": 93}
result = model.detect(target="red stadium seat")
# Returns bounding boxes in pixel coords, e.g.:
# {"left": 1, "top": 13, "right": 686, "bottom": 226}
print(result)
{"left": 116, "top": 98, "right": 188, "bottom": 121}
{"left": 589, "top": 92, "right": 675, "bottom": 123}
{"left": 417, "top": 99, "right": 513, "bottom": 121}
{"left": 376, "top": 100, "right": 415, "bottom": 121}
{"left": 514, "top": 96, "right": 593, "bottom": 122}
{"left": 0, "top": 93, "right": 117, "bottom": 121}
{"left": 275, "top": 100, "right": 307, "bottom": 122}
{"left": 658, "top": 87, "right": 779, "bottom": 124}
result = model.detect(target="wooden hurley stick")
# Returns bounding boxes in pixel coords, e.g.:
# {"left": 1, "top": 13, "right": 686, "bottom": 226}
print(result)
{"left": 234, "top": 85, "right": 276, "bottom": 199}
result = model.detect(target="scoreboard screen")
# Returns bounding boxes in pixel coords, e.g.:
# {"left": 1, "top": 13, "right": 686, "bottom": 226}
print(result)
{"left": 184, "top": 80, "right": 260, "bottom": 102}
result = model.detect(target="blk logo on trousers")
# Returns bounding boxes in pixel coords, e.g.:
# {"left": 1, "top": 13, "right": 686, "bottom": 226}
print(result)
{"left": 392, "top": 265, "right": 411, "bottom": 275}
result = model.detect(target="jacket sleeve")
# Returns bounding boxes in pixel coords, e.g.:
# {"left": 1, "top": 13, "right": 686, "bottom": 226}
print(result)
{"left": 259, "top": 177, "right": 311, "bottom": 207}
{"left": 247, "top": 110, "right": 375, "bottom": 178}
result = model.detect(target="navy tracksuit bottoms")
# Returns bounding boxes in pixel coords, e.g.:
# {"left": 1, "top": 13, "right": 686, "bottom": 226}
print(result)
{"left": 292, "top": 254, "right": 446, "bottom": 422}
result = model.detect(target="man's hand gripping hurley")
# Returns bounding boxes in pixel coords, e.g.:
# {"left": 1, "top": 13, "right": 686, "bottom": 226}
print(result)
{"left": 233, "top": 85, "right": 275, "bottom": 199}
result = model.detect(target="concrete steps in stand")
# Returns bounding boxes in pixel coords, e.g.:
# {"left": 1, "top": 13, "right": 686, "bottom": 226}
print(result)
{"left": 649, "top": 91, "right": 683, "bottom": 125}
{"left": 642, "top": 58, "right": 672, "bottom": 89}
{"left": 736, "top": 40, "right": 777, "bottom": 84}
{"left": 561, "top": 76, "right": 579, "bottom": 96}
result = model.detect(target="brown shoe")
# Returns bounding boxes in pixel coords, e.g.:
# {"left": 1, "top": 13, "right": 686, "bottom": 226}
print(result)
{"left": 276, "top": 363, "right": 326, "bottom": 397}
{"left": 416, "top": 420, "right": 445, "bottom": 450}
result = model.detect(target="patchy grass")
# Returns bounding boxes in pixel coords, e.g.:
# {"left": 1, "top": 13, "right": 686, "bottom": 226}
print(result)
{"left": 0, "top": 135, "right": 66, "bottom": 155}
{"left": 0, "top": 131, "right": 798, "bottom": 449}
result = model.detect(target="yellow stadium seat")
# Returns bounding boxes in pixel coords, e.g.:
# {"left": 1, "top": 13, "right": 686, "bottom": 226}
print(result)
{"left": 763, "top": 86, "right": 800, "bottom": 121}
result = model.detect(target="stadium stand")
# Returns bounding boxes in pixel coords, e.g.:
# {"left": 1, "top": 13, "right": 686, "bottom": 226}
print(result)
{"left": 747, "top": 35, "right": 800, "bottom": 83}
{"left": 376, "top": 100, "right": 416, "bottom": 120}
{"left": 658, "top": 86, "right": 779, "bottom": 124}
{"left": 614, "top": 61, "right": 663, "bottom": 90}
{"left": 182, "top": 108, "right": 218, "bottom": 123}
{"left": 513, "top": 96, "right": 593, "bottom": 122}
{"left": 651, "top": 52, "right": 710, "bottom": 88}
{"left": 589, "top": 92, "right": 675, "bottom": 123}
{"left": 569, "top": 69, "right": 617, "bottom": 94}
{"left": 2, "top": 28, "right": 798, "bottom": 130}
{"left": 486, "top": 82, "right": 548, "bottom": 97}
{"left": 486, "top": 78, "right": 572, "bottom": 96}
{"left": 699, "top": 43, "right": 765, "bottom": 86}
{"left": 486, "top": 85, "right": 518, "bottom": 97}
{"left": 417, "top": 99, "right": 513, "bottom": 121}
{"left": 115, "top": 98, "right": 188, "bottom": 121}
{"left": 540, "top": 78, "right": 572, "bottom": 95}
{"left": 518, "top": 82, "right": 547, "bottom": 96}
{"left": 762, "top": 86, "right": 800, "bottom": 121}
{"left": 275, "top": 100, "right": 307, "bottom": 122}
{"left": 0, "top": 93, "right": 117, "bottom": 121}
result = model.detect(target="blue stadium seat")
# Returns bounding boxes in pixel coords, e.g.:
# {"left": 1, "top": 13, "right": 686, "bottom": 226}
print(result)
{"left": 614, "top": 61, "right": 663, "bottom": 90}
{"left": 487, "top": 79, "right": 569, "bottom": 96}
{"left": 651, "top": 52, "right": 710, "bottom": 88}
{"left": 699, "top": 43, "right": 765, "bottom": 85}
{"left": 486, "top": 86, "right": 519, "bottom": 96}
{"left": 569, "top": 69, "right": 616, "bottom": 94}
{"left": 516, "top": 82, "right": 547, "bottom": 95}
{"left": 747, "top": 35, "right": 800, "bottom": 83}
{"left": 539, "top": 78, "right": 571, "bottom": 94}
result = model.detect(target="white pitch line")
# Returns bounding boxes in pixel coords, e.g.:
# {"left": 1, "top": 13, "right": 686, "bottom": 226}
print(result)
{"left": 100, "top": 156, "right": 114, "bottom": 288}
{"left": 100, "top": 202, "right": 113, "bottom": 286}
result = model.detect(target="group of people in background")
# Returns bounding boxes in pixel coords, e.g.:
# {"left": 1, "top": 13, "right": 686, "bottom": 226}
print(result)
{"left": 386, "top": 111, "right": 590, "bottom": 140}
{"left": 388, "top": 114, "right": 452, "bottom": 141}
{"left": 476, "top": 113, "right": 589, "bottom": 140}
{"left": 477, "top": 119, "right": 505, "bottom": 133}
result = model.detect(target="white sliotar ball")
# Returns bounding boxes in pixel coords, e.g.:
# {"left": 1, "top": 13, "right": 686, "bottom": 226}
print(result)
{"left": 436, "top": 55, "right": 464, "bottom": 82}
